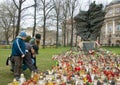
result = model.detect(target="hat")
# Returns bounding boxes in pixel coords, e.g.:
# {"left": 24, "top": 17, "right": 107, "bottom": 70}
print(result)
{"left": 19, "top": 31, "right": 27, "bottom": 37}
{"left": 29, "top": 38, "right": 35, "bottom": 45}
{"left": 35, "top": 34, "right": 41, "bottom": 39}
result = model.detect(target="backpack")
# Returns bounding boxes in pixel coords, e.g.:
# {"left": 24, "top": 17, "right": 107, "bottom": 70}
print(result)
{"left": 6, "top": 55, "right": 14, "bottom": 66}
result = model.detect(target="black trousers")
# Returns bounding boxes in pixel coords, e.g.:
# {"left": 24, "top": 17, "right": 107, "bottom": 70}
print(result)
{"left": 23, "top": 52, "right": 36, "bottom": 71}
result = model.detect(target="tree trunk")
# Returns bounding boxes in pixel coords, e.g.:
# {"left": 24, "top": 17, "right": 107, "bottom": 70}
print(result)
{"left": 5, "top": 30, "right": 9, "bottom": 44}
{"left": 43, "top": 18, "right": 46, "bottom": 48}
{"left": 43, "top": 1, "right": 46, "bottom": 48}
{"left": 70, "top": 18, "right": 74, "bottom": 47}
{"left": 15, "top": 11, "right": 21, "bottom": 37}
{"left": 67, "top": 31, "right": 68, "bottom": 46}
{"left": 56, "top": 14, "right": 59, "bottom": 48}
{"left": 75, "top": 34, "right": 78, "bottom": 47}
{"left": 63, "top": 22, "right": 66, "bottom": 47}
{"left": 15, "top": 1, "right": 22, "bottom": 37}
{"left": 32, "top": 0, "right": 37, "bottom": 37}
{"left": 12, "top": 19, "right": 15, "bottom": 40}
{"left": 70, "top": 4, "right": 75, "bottom": 47}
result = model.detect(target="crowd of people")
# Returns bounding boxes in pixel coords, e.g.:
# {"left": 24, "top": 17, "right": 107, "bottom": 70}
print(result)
{"left": 10, "top": 31, "right": 41, "bottom": 81}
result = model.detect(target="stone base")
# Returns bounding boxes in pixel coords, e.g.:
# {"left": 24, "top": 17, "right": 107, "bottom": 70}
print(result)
{"left": 82, "top": 41, "right": 95, "bottom": 52}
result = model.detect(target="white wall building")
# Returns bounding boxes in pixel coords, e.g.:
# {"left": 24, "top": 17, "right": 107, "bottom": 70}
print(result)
{"left": 100, "top": 0, "right": 120, "bottom": 46}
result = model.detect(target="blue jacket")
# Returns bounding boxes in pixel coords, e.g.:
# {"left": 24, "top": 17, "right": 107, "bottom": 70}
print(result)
{"left": 11, "top": 37, "right": 26, "bottom": 56}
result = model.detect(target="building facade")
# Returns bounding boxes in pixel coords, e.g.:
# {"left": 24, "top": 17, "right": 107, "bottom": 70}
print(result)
{"left": 100, "top": 0, "right": 120, "bottom": 46}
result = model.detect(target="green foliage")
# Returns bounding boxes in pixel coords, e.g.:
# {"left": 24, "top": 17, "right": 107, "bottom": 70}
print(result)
{"left": 74, "top": 1, "right": 105, "bottom": 41}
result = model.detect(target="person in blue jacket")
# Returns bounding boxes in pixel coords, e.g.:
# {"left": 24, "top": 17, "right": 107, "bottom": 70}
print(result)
{"left": 11, "top": 31, "right": 27, "bottom": 80}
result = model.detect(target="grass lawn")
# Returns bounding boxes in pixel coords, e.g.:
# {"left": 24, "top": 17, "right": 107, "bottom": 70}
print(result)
{"left": 102, "top": 46, "right": 120, "bottom": 55}
{"left": 0, "top": 47, "right": 70, "bottom": 85}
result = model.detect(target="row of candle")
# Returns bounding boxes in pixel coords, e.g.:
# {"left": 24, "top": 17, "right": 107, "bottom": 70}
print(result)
{"left": 8, "top": 48, "right": 120, "bottom": 85}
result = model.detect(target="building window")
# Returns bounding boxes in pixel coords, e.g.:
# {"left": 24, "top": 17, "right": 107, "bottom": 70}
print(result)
{"left": 115, "top": 8, "right": 120, "bottom": 13}
{"left": 116, "top": 25, "right": 120, "bottom": 31}
{"left": 108, "top": 25, "right": 112, "bottom": 32}
{"left": 108, "top": 9, "right": 113, "bottom": 15}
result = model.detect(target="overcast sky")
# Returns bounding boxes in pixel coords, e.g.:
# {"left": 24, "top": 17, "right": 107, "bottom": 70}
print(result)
{"left": 0, "top": 0, "right": 113, "bottom": 9}
{"left": 0, "top": 0, "right": 113, "bottom": 28}
{"left": 0, "top": 0, "right": 112, "bottom": 3}
{"left": 81, "top": 0, "right": 112, "bottom": 10}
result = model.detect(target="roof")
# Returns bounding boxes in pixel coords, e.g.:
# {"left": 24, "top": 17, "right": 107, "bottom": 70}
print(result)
{"left": 109, "top": 0, "right": 120, "bottom": 6}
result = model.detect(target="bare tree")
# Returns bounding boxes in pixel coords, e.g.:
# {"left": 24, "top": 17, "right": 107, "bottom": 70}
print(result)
{"left": 6, "top": 1, "right": 17, "bottom": 40}
{"left": 0, "top": 2, "right": 16, "bottom": 44}
{"left": 61, "top": 0, "right": 70, "bottom": 47}
{"left": 13, "top": 0, "right": 24, "bottom": 37}
{"left": 38, "top": 0, "right": 54, "bottom": 48}
{"left": 52, "top": 0, "right": 61, "bottom": 48}
{"left": 0, "top": 1, "right": 18, "bottom": 44}
{"left": 68, "top": 0, "right": 78, "bottom": 47}
{"left": 12, "top": 0, "right": 35, "bottom": 37}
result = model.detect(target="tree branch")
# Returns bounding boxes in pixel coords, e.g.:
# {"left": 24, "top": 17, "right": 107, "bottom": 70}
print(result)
{"left": 22, "top": 0, "right": 26, "bottom": 3}
{"left": 21, "top": 4, "right": 35, "bottom": 11}
{"left": 45, "top": 6, "right": 54, "bottom": 17}
{"left": 41, "top": 0, "right": 44, "bottom": 4}
{"left": 13, "top": 0, "right": 19, "bottom": 9}
{"left": 45, "top": 1, "right": 51, "bottom": 8}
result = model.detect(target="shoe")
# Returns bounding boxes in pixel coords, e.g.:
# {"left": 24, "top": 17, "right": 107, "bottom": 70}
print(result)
{"left": 35, "top": 66, "right": 37, "bottom": 69}
{"left": 15, "top": 76, "right": 20, "bottom": 81}
{"left": 34, "top": 69, "right": 39, "bottom": 73}
{"left": 10, "top": 69, "right": 14, "bottom": 72}
{"left": 15, "top": 77, "right": 20, "bottom": 81}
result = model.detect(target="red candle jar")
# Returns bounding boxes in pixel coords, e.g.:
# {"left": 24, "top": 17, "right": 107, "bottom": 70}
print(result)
{"left": 75, "top": 66, "right": 80, "bottom": 71}
{"left": 86, "top": 74, "right": 92, "bottom": 82}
